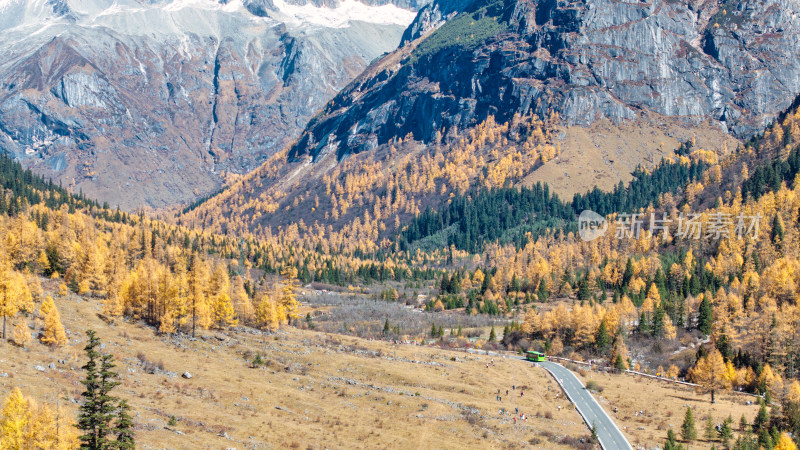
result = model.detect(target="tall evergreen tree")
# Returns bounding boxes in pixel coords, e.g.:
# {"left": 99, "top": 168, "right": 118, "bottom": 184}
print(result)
{"left": 77, "top": 330, "right": 134, "bottom": 449}
{"left": 698, "top": 297, "right": 713, "bottom": 336}
{"left": 754, "top": 400, "right": 770, "bottom": 434}
{"left": 111, "top": 400, "right": 135, "bottom": 449}
{"left": 720, "top": 415, "right": 734, "bottom": 448}
{"left": 622, "top": 258, "right": 634, "bottom": 288}
{"left": 537, "top": 278, "right": 548, "bottom": 302}
{"left": 771, "top": 214, "right": 785, "bottom": 248}
{"left": 489, "top": 326, "right": 497, "bottom": 343}
{"left": 577, "top": 276, "right": 590, "bottom": 300}
{"left": 595, "top": 321, "right": 610, "bottom": 355}
{"left": 682, "top": 407, "right": 697, "bottom": 442}
{"left": 664, "top": 428, "right": 683, "bottom": 450}
{"left": 705, "top": 413, "right": 716, "bottom": 440}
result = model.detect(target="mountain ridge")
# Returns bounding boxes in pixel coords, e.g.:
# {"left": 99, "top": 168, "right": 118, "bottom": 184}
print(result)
{"left": 287, "top": 0, "right": 800, "bottom": 162}
{"left": 0, "top": 0, "right": 423, "bottom": 209}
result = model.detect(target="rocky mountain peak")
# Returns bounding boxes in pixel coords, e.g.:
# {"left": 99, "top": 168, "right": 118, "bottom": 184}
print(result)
{"left": 288, "top": 0, "right": 800, "bottom": 161}
{"left": 0, "top": 0, "right": 424, "bottom": 209}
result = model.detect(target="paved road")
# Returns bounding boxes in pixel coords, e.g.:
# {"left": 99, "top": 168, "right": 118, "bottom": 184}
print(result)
{"left": 538, "top": 360, "right": 632, "bottom": 450}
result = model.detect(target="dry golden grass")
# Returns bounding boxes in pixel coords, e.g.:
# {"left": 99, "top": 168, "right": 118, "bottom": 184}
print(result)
{"left": 523, "top": 114, "right": 739, "bottom": 199}
{"left": 575, "top": 368, "right": 761, "bottom": 449}
{"left": 1, "top": 282, "right": 589, "bottom": 449}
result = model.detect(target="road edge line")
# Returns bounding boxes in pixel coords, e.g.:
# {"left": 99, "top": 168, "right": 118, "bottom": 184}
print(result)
{"left": 538, "top": 361, "right": 632, "bottom": 450}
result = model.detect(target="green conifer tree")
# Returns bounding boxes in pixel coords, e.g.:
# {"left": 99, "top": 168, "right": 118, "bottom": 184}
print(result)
{"left": 705, "top": 413, "right": 716, "bottom": 440}
{"left": 720, "top": 415, "right": 733, "bottom": 448}
{"left": 595, "top": 321, "right": 610, "bottom": 355}
{"left": 698, "top": 297, "right": 713, "bottom": 336}
{"left": 682, "top": 407, "right": 697, "bottom": 442}
{"left": 77, "top": 330, "right": 133, "bottom": 449}
{"left": 664, "top": 428, "right": 683, "bottom": 450}
{"left": 111, "top": 400, "right": 135, "bottom": 449}
{"left": 754, "top": 400, "right": 770, "bottom": 434}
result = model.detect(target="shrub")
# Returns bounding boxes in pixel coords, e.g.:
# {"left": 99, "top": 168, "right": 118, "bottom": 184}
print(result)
{"left": 585, "top": 380, "right": 603, "bottom": 393}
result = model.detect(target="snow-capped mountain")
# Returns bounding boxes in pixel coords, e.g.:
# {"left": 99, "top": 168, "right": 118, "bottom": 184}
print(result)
{"left": 0, "top": 0, "right": 424, "bottom": 208}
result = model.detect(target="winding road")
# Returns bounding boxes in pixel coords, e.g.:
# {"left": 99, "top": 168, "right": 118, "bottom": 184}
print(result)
{"left": 464, "top": 348, "right": 631, "bottom": 449}
{"left": 537, "top": 360, "right": 632, "bottom": 450}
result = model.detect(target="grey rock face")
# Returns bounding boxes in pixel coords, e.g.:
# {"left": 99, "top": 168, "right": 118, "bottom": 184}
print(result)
{"left": 290, "top": 0, "right": 800, "bottom": 161}
{"left": 0, "top": 0, "right": 421, "bottom": 209}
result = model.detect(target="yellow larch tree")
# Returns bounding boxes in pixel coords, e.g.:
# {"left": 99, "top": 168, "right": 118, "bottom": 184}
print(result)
{"left": 611, "top": 336, "right": 629, "bottom": 370}
{"left": 0, "top": 268, "right": 33, "bottom": 341}
{"left": 212, "top": 293, "right": 237, "bottom": 329}
{"left": 0, "top": 388, "right": 77, "bottom": 449}
{"left": 278, "top": 266, "right": 300, "bottom": 321}
{"left": 254, "top": 293, "right": 281, "bottom": 331}
{"left": 208, "top": 263, "right": 236, "bottom": 329}
{"left": 662, "top": 314, "right": 677, "bottom": 340}
{"left": 11, "top": 316, "right": 30, "bottom": 348}
{"left": 690, "top": 348, "right": 731, "bottom": 403}
{"left": 40, "top": 296, "right": 67, "bottom": 347}
{"left": 188, "top": 255, "right": 210, "bottom": 337}
{"left": 0, "top": 388, "right": 29, "bottom": 449}
{"left": 775, "top": 432, "right": 798, "bottom": 450}
{"left": 231, "top": 276, "right": 253, "bottom": 321}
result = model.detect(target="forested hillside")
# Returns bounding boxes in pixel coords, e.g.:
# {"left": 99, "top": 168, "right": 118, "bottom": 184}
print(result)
{"left": 0, "top": 149, "right": 442, "bottom": 346}
{"left": 178, "top": 113, "right": 563, "bottom": 248}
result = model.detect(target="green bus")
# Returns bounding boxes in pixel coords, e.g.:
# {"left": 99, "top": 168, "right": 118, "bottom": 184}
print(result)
{"left": 525, "top": 351, "right": 545, "bottom": 362}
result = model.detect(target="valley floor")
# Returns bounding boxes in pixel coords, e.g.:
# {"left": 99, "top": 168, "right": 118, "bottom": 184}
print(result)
{"left": 0, "top": 283, "right": 758, "bottom": 449}
{"left": 1, "top": 284, "right": 584, "bottom": 449}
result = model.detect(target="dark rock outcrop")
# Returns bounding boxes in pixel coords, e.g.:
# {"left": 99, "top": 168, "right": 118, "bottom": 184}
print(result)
{"left": 289, "top": 0, "right": 800, "bottom": 161}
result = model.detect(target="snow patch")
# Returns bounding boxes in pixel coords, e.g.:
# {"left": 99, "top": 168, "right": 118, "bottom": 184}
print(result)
{"left": 271, "top": 0, "right": 416, "bottom": 28}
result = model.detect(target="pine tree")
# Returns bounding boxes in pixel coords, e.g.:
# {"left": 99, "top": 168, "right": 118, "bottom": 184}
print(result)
{"left": 681, "top": 407, "right": 697, "bottom": 442}
{"left": 758, "top": 427, "right": 773, "bottom": 449}
{"left": 754, "top": 400, "right": 769, "bottom": 433}
{"left": 720, "top": 415, "right": 733, "bottom": 448}
{"left": 705, "top": 413, "right": 716, "bottom": 440}
{"left": 595, "top": 321, "right": 610, "bottom": 355}
{"left": 489, "top": 326, "right": 497, "bottom": 342}
{"left": 77, "top": 330, "right": 131, "bottom": 449}
{"left": 110, "top": 400, "right": 135, "bottom": 449}
{"left": 771, "top": 214, "right": 785, "bottom": 248}
{"left": 698, "top": 297, "right": 713, "bottom": 336}
{"left": 577, "top": 277, "right": 590, "bottom": 300}
{"left": 664, "top": 428, "right": 683, "bottom": 450}
{"left": 622, "top": 258, "right": 634, "bottom": 288}
{"left": 537, "top": 278, "right": 548, "bottom": 302}
{"left": 383, "top": 318, "right": 390, "bottom": 336}
{"left": 614, "top": 353, "right": 626, "bottom": 371}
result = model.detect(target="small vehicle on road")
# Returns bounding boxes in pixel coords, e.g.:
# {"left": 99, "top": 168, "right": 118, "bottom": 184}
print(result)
{"left": 524, "top": 351, "right": 546, "bottom": 362}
